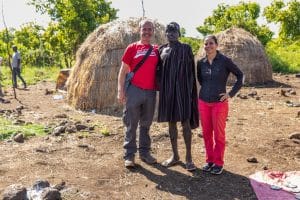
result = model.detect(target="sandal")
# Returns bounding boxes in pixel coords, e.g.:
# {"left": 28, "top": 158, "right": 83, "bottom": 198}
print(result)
{"left": 161, "top": 157, "right": 180, "bottom": 167}
{"left": 186, "top": 162, "right": 197, "bottom": 171}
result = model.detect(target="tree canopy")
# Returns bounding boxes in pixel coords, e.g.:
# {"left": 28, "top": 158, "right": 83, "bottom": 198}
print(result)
{"left": 28, "top": 0, "right": 118, "bottom": 67}
{"left": 264, "top": 0, "right": 300, "bottom": 39}
{"left": 196, "top": 2, "right": 273, "bottom": 45}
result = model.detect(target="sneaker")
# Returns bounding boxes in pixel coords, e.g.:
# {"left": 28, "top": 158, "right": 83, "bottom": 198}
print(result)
{"left": 210, "top": 165, "right": 223, "bottom": 175}
{"left": 140, "top": 153, "right": 157, "bottom": 164}
{"left": 124, "top": 157, "right": 135, "bottom": 168}
{"left": 202, "top": 162, "right": 215, "bottom": 172}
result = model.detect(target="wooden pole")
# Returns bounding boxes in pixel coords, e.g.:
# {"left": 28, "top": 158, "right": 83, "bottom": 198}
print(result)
{"left": 1, "top": 0, "right": 16, "bottom": 99}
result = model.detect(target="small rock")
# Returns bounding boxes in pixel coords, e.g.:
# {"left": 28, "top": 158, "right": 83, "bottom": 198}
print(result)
{"left": 58, "top": 120, "right": 68, "bottom": 126}
{"left": 0, "top": 98, "right": 11, "bottom": 104}
{"left": 237, "top": 93, "right": 248, "bottom": 99}
{"left": 53, "top": 181, "right": 66, "bottom": 191}
{"left": 292, "top": 139, "right": 300, "bottom": 144}
{"left": 78, "top": 144, "right": 89, "bottom": 148}
{"left": 297, "top": 111, "right": 300, "bottom": 118}
{"left": 247, "top": 157, "right": 258, "bottom": 163}
{"left": 289, "top": 90, "right": 296, "bottom": 95}
{"left": 15, "top": 106, "right": 24, "bottom": 110}
{"left": 40, "top": 188, "right": 61, "bottom": 200}
{"left": 12, "top": 119, "right": 25, "bottom": 125}
{"left": 280, "top": 89, "right": 288, "bottom": 97}
{"left": 52, "top": 126, "right": 65, "bottom": 136}
{"left": 289, "top": 132, "right": 300, "bottom": 140}
{"left": 35, "top": 147, "right": 48, "bottom": 153}
{"left": 295, "top": 74, "right": 300, "bottom": 78}
{"left": 248, "top": 91, "right": 257, "bottom": 97}
{"left": 88, "top": 126, "right": 95, "bottom": 131}
{"left": 45, "top": 88, "right": 54, "bottom": 95}
{"left": 76, "top": 124, "right": 88, "bottom": 131}
{"left": 263, "top": 166, "right": 268, "bottom": 170}
{"left": 255, "top": 96, "right": 261, "bottom": 100}
{"left": 33, "top": 180, "right": 50, "bottom": 190}
{"left": 13, "top": 133, "right": 24, "bottom": 143}
{"left": 65, "top": 125, "right": 77, "bottom": 133}
{"left": 54, "top": 114, "right": 68, "bottom": 118}
{"left": 2, "top": 184, "right": 27, "bottom": 200}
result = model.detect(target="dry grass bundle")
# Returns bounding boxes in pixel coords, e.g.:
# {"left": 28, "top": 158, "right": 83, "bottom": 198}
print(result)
{"left": 67, "top": 18, "right": 166, "bottom": 111}
{"left": 197, "top": 28, "right": 272, "bottom": 84}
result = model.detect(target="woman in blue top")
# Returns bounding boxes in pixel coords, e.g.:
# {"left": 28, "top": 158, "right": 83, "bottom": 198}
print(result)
{"left": 197, "top": 35, "right": 243, "bottom": 175}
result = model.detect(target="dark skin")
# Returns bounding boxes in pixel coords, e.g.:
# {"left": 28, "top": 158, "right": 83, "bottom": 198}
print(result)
{"left": 161, "top": 29, "right": 193, "bottom": 168}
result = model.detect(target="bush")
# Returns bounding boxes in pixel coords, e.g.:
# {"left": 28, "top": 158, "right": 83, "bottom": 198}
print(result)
{"left": 180, "top": 37, "right": 202, "bottom": 55}
{"left": 0, "top": 65, "right": 61, "bottom": 88}
{"left": 266, "top": 38, "right": 300, "bottom": 73}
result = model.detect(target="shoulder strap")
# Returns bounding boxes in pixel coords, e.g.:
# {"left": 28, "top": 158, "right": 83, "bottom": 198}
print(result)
{"left": 132, "top": 45, "right": 153, "bottom": 73}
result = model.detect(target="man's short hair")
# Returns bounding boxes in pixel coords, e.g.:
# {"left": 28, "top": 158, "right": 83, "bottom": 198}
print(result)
{"left": 139, "top": 19, "right": 154, "bottom": 29}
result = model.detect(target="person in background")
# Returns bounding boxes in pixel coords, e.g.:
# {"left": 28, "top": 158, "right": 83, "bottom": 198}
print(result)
{"left": 11, "top": 45, "right": 26, "bottom": 89}
{"left": 117, "top": 19, "right": 159, "bottom": 168}
{"left": 197, "top": 35, "right": 243, "bottom": 175}
{"left": 157, "top": 22, "right": 199, "bottom": 171}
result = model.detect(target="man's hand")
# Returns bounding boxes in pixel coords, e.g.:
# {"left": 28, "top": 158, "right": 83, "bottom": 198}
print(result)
{"left": 219, "top": 93, "right": 230, "bottom": 102}
{"left": 117, "top": 90, "right": 126, "bottom": 104}
{"left": 117, "top": 62, "right": 130, "bottom": 104}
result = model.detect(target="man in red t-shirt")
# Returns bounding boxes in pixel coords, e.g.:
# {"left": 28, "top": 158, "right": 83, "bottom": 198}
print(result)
{"left": 117, "top": 19, "right": 159, "bottom": 168}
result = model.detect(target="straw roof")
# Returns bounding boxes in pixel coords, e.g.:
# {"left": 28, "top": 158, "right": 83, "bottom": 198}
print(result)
{"left": 67, "top": 18, "right": 166, "bottom": 111}
{"left": 197, "top": 28, "right": 273, "bottom": 84}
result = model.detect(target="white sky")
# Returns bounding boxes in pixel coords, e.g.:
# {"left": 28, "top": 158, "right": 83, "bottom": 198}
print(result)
{"left": 0, "top": 0, "right": 278, "bottom": 38}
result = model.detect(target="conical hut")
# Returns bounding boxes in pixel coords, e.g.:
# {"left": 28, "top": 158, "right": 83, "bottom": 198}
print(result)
{"left": 197, "top": 28, "right": 272, "bottom": 84}
{"left": 67, "top": 18, "right": 166, "bottom": 111}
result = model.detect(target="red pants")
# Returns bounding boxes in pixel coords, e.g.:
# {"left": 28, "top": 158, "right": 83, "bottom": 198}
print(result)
{"left": 198, "top": 99, "right": 228, "bottom": 166}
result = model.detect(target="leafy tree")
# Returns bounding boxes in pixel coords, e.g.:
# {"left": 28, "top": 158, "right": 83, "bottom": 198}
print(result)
{"left": 264, "top": 0, "right": 300, "bottom": 39}
{"left": 0, "top": 28, "right": 15, "bottom": 66}
{"left": 29, "top": 0, "right": 118, "bottom": 67}
{"left": 12, "top": 22, "right": 46, "bottom": 66}
{"left": 196, "top": 2, "right": 273, "bottom": 45}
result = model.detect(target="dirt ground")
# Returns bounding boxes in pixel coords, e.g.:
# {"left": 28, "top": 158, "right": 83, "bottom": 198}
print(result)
{"left": 0, "top": 74, "right": 299, "bottom": 200}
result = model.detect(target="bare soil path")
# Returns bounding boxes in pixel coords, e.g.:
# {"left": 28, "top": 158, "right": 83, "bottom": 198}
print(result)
{"left": 0, "top": 74, "right": 299, "bottom": 199}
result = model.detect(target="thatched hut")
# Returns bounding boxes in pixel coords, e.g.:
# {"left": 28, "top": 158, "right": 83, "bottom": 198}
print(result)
{"left": 67, "top": 18, "right": 166, "bottom": 111}
{"left": 197, "top": 28, "right": 272, "bottom": 84}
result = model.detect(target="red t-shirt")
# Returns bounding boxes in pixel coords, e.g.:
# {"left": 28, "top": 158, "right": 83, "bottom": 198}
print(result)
{"left": 122, "top": 42, "right": 159, "bottom": 90}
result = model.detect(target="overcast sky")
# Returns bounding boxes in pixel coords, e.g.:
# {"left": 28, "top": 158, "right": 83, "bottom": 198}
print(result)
{"left": 0, "top": 0, "right": 278, "bottom": 37}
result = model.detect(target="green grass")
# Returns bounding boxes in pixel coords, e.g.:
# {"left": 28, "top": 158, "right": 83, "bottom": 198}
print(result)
{"left": 0, "top": 65, "right": 61, "bottom": 88}
{"left": 0, "top": 116, "right": 46, "bottom": 140}
{"left": 266, "top": 38, "right": 300, "bottom": 73}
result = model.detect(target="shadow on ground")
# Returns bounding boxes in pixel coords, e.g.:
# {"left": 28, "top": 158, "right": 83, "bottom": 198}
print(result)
{"left": 129, "top": 163, "right": 257, "bottom": 200}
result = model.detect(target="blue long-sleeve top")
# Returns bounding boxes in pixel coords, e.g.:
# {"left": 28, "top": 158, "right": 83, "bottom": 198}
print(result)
{"left": 197, "top": 51, "right": 244, "bottom": 102}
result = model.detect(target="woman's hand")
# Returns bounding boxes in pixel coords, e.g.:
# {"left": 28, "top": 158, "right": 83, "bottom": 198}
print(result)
{"left": 219, "top": 93, "right": 230, "bottom": 102}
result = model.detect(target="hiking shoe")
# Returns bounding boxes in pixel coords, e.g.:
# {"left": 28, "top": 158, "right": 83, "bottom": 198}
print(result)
{"left": 210, "top": 165, "right": 223, "bottom": 175}
{"left": 202, "top": 162, "right": 215, "bottom": 172}
{"left": 124, "top": 158, "right": 135, "bottom": 168}
{"left": 140, "top": 153, "right": 157, "bottom": 164}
